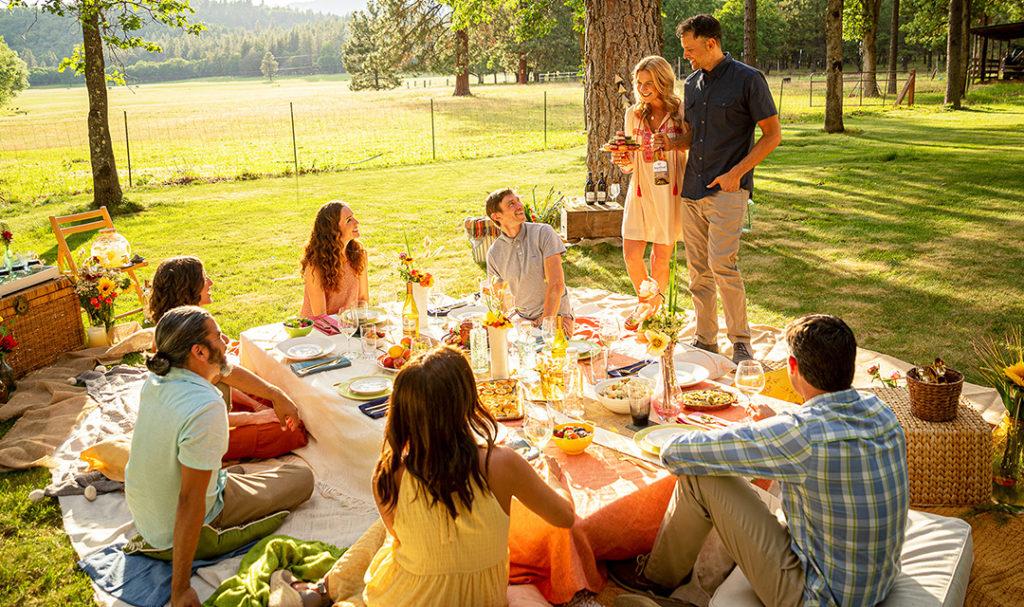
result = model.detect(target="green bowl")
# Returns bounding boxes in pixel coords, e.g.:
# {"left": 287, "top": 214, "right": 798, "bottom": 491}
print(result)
{"left": 283, "top": 318, "right": 314, "bottom": 338}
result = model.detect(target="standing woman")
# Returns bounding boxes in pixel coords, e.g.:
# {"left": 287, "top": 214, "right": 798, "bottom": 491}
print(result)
{"left": 301, "top": 200, "right": 370, "bottom": 316}
{"left": 613, "top": 56, "right": 689, "bottom": 310}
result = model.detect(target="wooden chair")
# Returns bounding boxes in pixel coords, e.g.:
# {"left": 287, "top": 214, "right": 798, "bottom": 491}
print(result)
{"left": 49, "top": 206, "right": 148, "bottom": 319}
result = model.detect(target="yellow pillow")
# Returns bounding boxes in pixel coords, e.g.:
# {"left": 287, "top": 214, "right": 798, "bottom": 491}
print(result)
{"left": 80, "top": 437, "right": 132, "bottom": 482}
{"left": 762, "top": 367, "right": 804, "bottom": 405}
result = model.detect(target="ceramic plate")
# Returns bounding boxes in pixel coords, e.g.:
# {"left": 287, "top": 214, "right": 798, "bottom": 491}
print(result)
{"left": 449, "top": 305, "right": 488, "bottom": 323}
{"left": 350, "top": 376, "right": 393, "bottom": 395}
{"left": 639, "top": 360, "right": 711, "bottom": 388}
{"left": 276, "top": 335, "right": 337, "bottom": 361}
{"left": 339, "top": 306, "right": 388, "bottom": 326}
{"left": 633, "top": 423, "right": 700, "bottom": 456}
{"left": 569, "top": 339, "right": 599, "bottom": 360}
{"left": 335, "top": 377, "right": 393, "bottom": 401}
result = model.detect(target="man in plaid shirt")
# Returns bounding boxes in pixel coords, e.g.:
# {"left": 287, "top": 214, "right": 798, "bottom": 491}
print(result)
{"left": 612, "top": 314, "right": 909, "bottom": 607}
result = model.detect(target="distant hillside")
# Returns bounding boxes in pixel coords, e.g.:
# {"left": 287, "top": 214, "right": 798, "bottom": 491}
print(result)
{"left": 264, "top": 0, "right": 367, "bottom": 17}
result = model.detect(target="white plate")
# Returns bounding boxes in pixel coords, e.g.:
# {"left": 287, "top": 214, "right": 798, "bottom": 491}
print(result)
{"left": 276, "top": 335, "right": 337, "bottom": 361}
{"left": 634, "top": 423, "right": 700, "bottom": 455}
{"left": 350, "top": 376, "right": 393, "bottom": 395}
{"left": 450, "top": 305, "right": 488, "bottom": 323}
{"left": 339, "top": 306, "right": 388, "bottom": 325}
{"left": 639, "top": 360, "right": 711, "bottom": 388}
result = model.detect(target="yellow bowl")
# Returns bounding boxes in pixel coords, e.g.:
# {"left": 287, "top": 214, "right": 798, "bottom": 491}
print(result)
{"left": 551, "top": 421, "right": 595, "bottom": 455}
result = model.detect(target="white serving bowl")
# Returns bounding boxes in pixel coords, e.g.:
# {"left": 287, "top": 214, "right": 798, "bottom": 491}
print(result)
{"left": 593, "top": 377, "right": 654, "bottom": 415}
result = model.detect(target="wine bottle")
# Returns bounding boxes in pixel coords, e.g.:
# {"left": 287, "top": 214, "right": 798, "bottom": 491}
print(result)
{"left": 402, "top": 283, "right": 419, "bottom": 338}
{"left": 653, "top": 150, "right": 669, "bottom": 186}
{"left": 551, "top": 320, "right": 568, "bottom": 359}
{"left": 585, "top": 172, "right": 596, "bottom": 205}
{"left": 596, "top": 174, "right": 607, "bottom": 203}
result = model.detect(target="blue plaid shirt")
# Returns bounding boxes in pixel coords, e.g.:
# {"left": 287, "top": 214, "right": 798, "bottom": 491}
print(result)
{"left": 661, "top": 389, "right": 909, "bottom": 607}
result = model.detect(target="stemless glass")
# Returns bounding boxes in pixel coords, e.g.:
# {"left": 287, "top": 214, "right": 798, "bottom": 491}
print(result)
{"left": 598, "top": 317, "right": 621, "bottom": 374}
{"left": 735, "top": 360, "right": 767, "bottom": 408}
{"left": 540, "top": 316, "right": 558, "bottom": 350}
{"left": 652, "top": 387, "right": 681, "bottom": 424}
{"left": 522, "top": 399, "right": 554, "bottom": 457}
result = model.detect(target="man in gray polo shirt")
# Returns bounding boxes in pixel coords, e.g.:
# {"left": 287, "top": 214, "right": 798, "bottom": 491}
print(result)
{"left": 667, "top": 14, "right": 781, "bottom": 364}
{"left": 485, "top": 188, "right": 573, "bottom": 333}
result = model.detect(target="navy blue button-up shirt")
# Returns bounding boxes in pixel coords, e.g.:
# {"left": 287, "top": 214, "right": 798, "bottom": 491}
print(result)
{"left": 682, "top": 53, "right": 777, "bottom": 200}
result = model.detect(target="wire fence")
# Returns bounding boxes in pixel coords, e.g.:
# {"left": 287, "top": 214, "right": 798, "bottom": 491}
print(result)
{"left": 0, "top": 71, "right": 950, "bottom": 203}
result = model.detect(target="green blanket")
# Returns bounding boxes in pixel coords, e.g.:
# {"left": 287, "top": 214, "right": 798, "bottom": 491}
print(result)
{"left": 203, "top": 535, "right": 346, "bottom": 607}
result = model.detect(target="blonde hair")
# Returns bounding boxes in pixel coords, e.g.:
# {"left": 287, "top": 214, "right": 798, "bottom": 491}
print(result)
{"left": 632, "top": 56, "right": 682, "bottom": 125}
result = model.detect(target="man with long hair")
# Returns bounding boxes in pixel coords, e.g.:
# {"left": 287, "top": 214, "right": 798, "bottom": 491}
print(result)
{"left": 667, "top": 14, "right": 782, "bottom": 364}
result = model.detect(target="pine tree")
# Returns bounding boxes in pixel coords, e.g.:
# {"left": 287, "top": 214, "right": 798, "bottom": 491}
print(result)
{"left": 260, "top": 50, "right": 278, "bottom": 81}
{"left": 344, "top": 0, "right": 404, "bottom": 90}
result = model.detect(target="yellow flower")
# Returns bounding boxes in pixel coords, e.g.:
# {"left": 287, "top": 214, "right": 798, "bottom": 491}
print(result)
{"left": 645, "top": 330, "right": 671, "bottom": 358}
{"left": 1005, "top": 362, "right": 1024, "bottom": 389}
{"left": 97, "top": 277, "right": 116, "bottom": 297}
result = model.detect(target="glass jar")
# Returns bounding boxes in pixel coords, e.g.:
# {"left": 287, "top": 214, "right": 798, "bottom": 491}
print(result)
{"left": 91, "top": 228, "right": 132, "bottom": 269}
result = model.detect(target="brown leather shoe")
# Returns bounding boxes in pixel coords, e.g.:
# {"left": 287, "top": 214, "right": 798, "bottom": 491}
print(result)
{"left": 606, "top": 554, "right": 676, "bottom": 597}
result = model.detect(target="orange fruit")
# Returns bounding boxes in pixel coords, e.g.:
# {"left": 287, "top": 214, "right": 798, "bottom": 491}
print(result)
{"left": 387, "top": 345, "right": 405, "bottom": 359}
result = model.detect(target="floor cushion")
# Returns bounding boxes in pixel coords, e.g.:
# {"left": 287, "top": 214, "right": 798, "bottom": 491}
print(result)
{"left": 709, "top": 509, "right": 973, "bottom": 607}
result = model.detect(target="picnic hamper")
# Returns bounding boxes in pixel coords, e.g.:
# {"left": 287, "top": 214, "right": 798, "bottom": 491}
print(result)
{"left": 0, "top": 277, "right": 84, "bottom": 377}
{"left": 907, "top": 366, "right": 964, "bottom": 422}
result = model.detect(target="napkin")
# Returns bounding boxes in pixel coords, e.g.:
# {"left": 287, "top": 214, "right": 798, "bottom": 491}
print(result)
{"left": 607, "top": 360, "right": 654, "bottom": 377}
{"left": 358, "top": 396, "right": 390, "bottom": 419}
{"left": 289, "top": 357, "right": 351, "bottom": 376}
{"left": 311, "top": 314, "right": 342, "bottom": 336}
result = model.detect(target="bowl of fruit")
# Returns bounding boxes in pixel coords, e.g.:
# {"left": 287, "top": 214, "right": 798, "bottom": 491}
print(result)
{"left": 551, "top": 422, "right": 595, "bottom": 455}
{"left": 377, "top": 338, "right": 414, "bottom": 373}
{"left": 283, "top": 316, "right": 314, "bottom": 338}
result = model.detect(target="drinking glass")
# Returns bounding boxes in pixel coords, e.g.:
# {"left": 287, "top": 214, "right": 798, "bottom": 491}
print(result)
{"left": 540, "top": 317, "right": 558, "bottom": 350}
{"left": 598, "top": 317, "right": 621, "bottom": 374}
{"left": 609, "top": 183, "right": 621, "bottom": 201}
{"left": 560, "top": 366, "right": 585, "bottom": 419}
{"left": 584, "top": 347, "right": 608, "bottom": 386}
{"left": 522, "top": 398, "right": 554, "bottom": 458}
{"left": 735, "top": 360, "right": 767, "bottom": 409}
{"left": 339, "top": 305, "right": 361, "bottom": 359}
{"left": 652, "top": 390, "right": 681, "bottom": 424}
{"left": 629, "top": 395, "right": 651, "bottom": 428}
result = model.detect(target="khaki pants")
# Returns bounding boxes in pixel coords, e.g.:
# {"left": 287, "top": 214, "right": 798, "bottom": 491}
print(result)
{"left": 644, "top": 475, "right": 805, "bottom": 607}
{"left": 680, "top": 190, "right": 751, "bottom": 345}
{"left": 212, "top": 462, "right": 314, "bottom": 528}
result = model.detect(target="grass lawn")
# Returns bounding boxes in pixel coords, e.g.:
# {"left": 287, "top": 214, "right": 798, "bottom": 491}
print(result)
{"left": 1, "top": 81, "right": 1022, "bottom": 605}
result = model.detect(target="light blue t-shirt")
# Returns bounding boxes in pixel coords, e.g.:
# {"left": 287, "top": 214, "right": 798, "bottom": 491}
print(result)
{"left": 125, "top": 367, "right": 229, "bottom": 550}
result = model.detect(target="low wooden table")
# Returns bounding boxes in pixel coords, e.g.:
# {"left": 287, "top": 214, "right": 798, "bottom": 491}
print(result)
{"left": 560, "top": 196, "right": 624, "bottom": 242}
{"left": 870, "top": 387, "right": 992, "bottom": 506}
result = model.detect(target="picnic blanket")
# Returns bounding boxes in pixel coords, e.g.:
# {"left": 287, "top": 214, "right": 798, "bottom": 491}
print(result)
{"left": 203, "top": 535, "right": 345, "bottom": 607}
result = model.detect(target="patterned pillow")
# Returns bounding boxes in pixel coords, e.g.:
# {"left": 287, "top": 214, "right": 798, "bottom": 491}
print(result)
{"left": 124, "top": 510, "right": 289, "bottom": 561}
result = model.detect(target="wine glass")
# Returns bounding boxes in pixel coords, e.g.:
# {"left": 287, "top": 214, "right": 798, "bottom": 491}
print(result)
{"left": 735, "top": 360, "right": 767, "bottom": 412}
{"left": 540, "top": 317, "right": 558, "bottom": 350}
{"left": 609, "top": 183, "right": 621, "bottom": 202}
{"left": 339, "top": 305, "right": 362, "bottom": 359}
{"left": 598, "top": 317, "right": 621, "bottom": 374}
{"left": 521, "top": 397, "right": 554, "bottom": 459}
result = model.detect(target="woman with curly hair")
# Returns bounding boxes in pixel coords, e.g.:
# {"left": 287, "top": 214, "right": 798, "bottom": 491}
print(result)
{"left": 301, "top": 201, "right": 369, "bottom": 316}
{"left": 612, "top": 56, "right": 689, "bottom": 312}
{"left": 149, "top": 256, "right": 308, "bottom": 461}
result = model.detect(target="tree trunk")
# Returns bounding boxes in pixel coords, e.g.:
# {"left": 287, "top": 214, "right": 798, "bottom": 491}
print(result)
{"left": 454, "top": 28, "right": 470, "bottom": 96}
{"left": 744, "top": 0, "right": 757, "bottom": 68}
{"left": 82, "top": 10, "right": 123, "bottom": 210}
{"left": 585, "top": 0, "right": 662, "bottom": 191}
{"left": 887, "top": 0, "right": 899, "bottom": 94}
{"left": 517, "top": 53, "right": 528, "bottom": 84}
{"left": 825, "top": 0, "right": 845, "bottom": 132}
{"left": 945, "top": 0, "right": 964, "bottom": 107}
{"left": 959, "top": 0, "right": 971, "bottom": 96}
{"left": 861, "top": 0, "right": 881, "bottom": 96}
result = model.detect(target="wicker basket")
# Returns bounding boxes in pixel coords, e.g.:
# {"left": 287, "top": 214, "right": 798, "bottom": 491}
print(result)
{"left": 0, "top": 277, "right": 84, "bottom": 377}
{"left": 870, "top": 387, "right": 992, "bottom": 506}
{"left": 906, "top": 367, "right": 964, "bottom": 422}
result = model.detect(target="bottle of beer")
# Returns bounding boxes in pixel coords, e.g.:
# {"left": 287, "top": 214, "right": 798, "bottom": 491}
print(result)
{"left": 653, "top": 150, "right": 669, "bottom": 186}
{"left": 596, "top": 174, "right": 607, "bottom": 203}
{"left": 402, "top": 283, "right": 419, "bottom": 338}
{"left": 585, "top": 172, "right": 596, "bottom": 205}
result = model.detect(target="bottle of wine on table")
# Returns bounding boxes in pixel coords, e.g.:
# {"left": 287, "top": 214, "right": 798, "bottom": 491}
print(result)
{"left": 596, "top": 174, "right": 607, "bottom": 203}
{"left": 585, "top": 172, "right": 596, "bottom": 205}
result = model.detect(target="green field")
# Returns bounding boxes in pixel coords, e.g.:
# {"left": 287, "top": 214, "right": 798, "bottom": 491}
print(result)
{"left": 1, "top": 79, "right": 1023, "bottom": 605}
{"left": 0, "top": 71, "right": 950, "bottom": 206}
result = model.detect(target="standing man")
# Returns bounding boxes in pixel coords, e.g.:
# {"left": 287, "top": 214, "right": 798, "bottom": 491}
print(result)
{"left": 670, "top": 14, "right": 781, "bottom": 363}
{"left": 485, "top": 188, "right": 574, "bottom": 334}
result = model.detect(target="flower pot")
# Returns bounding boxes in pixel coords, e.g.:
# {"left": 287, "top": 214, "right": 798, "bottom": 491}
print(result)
{"left": 993, "top": 415, "right": 1024, "bottom": 506}
{"left": 907, "top": 367, "right": 963, "bottom": 422}
{"left": 411, "top": 283, "right": 430, "bottom": 330}
{"left": 0, "top": 356, "right": 15, "bottom": 404}
{"left": 488, "top": 325, "right": 510, "bottom": 380}
{"left": 86, "top": 326, "right": 111, "bottom": 348}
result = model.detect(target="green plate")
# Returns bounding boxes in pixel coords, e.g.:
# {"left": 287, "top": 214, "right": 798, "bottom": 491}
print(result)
{"left": 334, "top": 375, "right": 393, "bottom": 401}
{"left": 633, "top": 423, "right": 701, "bottom": 456}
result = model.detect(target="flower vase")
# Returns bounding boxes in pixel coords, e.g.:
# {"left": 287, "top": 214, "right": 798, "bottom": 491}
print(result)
{"left": 86, "top": 326, "right": 111, "bottom": 348}
{"left": 412, "top": 283, "right": 430, "bottom": 329}
{"left": 488, "top": 325, "right": 510, "bottom": 379}
{"left": 658, "top": 339, "right": 680, "bottom": 422}
{"left": 2, "top": 246, "right": 10, "bottom": 275}
{"left": 993, "top": 414, "right": 1024, "bottom": 506}
{"left": 0, "top": 355, "right": 15, "bottom": 404}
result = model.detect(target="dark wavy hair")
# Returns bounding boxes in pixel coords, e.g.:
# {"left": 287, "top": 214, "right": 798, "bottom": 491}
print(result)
{"left": 149, "top": 256, "right": 205, "bottom": 323}
{"left": 373, "top": 346, "right": 498, "bottom": 519}
{"left": 300, "top": 201, "right": 366, "bottom": 293}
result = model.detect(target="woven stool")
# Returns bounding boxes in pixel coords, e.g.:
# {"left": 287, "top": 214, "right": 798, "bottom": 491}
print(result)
{"left": 870, "top": 387, "right": 992, "bottom": 506}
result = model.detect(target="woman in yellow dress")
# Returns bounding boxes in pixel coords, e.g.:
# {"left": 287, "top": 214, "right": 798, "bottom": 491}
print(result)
{"left": 613, "top": 56, "right": 688, "bottom": 312}
{"left": 268, "top": 346, "right": 575, "bottom": 607}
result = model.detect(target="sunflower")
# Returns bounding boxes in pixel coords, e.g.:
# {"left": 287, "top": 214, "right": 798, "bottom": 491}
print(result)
{"left": 97, "top": 277, "right": 117, "bottom": 298}
{"left": 645, "top": 330, "right": 671, "bottom": 358}
{"left": 1005, "top": 361, "right": 1024, "bottom": 389}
